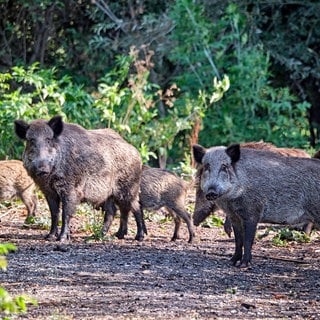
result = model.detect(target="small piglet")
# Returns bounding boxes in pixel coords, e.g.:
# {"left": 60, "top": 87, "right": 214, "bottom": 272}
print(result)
{"left": 14, "top": 115, "right": 145, "bottom": 242}
{"left": 0, "top": 160, "right": 37, "bottom": 219}
{"left": 103, "top": 165, "right": 194, "bottom": 242}
{"left": 193, "top": 143, "right": 320, "bottom": 267}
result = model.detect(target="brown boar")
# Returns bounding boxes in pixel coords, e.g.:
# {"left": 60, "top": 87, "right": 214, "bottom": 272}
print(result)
{"left": 14, "top": 115, "right": 146, "bottom": 242}
{"left": 103, "top": 165, "right": 194, "bottom": 242}
{"left": 0, "top": 160, "right": 37, "bottom": 219}
{"left": 193, "top": 143, "right": 319, "bottom": 267}
{"left": 193, "top": 141, "right": 313, "bottom": 235}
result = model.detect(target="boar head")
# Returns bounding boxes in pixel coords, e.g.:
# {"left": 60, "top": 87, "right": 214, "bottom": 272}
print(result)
{"left": 14, "top": 115, "right": 63, "bottom": 177}
{"left": 193, "top": 144, "right": 240, "bottom": 201}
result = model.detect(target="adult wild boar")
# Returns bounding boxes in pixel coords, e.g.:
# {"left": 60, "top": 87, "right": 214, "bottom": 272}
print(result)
{"left": 0, "top": 160, "right": 37, "bottom": 219}
{"left": 103, "top": 165, "right": 194, "bottom": 243}
{"left": 193, "top": 141, "right": 313, "bottom": 236}
{"left": 14, "top": 115, "right": 145, "bottom": 241}
{"left": 193, "top": 143, "right": 319, "bottom": 267}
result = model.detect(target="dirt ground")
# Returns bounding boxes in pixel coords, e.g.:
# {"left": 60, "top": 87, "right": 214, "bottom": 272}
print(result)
{"left": 0, "top": 200, "right": 320, "bottom": 320}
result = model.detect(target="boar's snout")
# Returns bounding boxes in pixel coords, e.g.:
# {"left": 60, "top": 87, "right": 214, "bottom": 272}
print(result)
{"left": 205, "top": 188, "right": 220, "bottom": 201}
{"left": 193, "top": 208, "right": 211, "bottom": 226}
{"left": 193, "top": 215, "right": 201, "bottom": 226}
{"left": 32, "top": 159, "right": 52, "bottom": 177}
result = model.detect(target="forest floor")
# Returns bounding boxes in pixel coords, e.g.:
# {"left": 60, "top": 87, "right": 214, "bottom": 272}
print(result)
{"left": 0, "top": 197, "right": 320, "bottom": 320}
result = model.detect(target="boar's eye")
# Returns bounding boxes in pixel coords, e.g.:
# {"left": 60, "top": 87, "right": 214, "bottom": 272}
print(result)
{"left": 45, "top": 137, "right": 51, "bottom": 145}
{"left": 221, "top": 163, "right": 229, "bottom": 172}
{"left": 204, "top": 163, "right": 210, "bottom": 173}
{"left": 28, "top": 138, "right": 36, "bottom": 145}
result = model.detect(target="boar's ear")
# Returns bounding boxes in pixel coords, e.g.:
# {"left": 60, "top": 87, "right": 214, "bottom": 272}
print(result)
{"left": 14, "top": 120, "right": 29, "bottom": 140}
{"left": 193, "top": 144, "right": 207, "bottom": 164}
{"left": 226, "top": 144, "right": 240, "bottom": 163}
{"left": 48, "top": 115, "right": 63, "bottom": 137}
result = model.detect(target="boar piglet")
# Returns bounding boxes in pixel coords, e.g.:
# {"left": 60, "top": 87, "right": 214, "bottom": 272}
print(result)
{"left": 0, "top": 160, "right": 37, "bottom": 220}
{"left": 14, "top": 115, "right": 146, "bottom": 242}
{"left": 193, "top": 143, "right": 319, "bottom": 267}
{"left": 193, "top": 141, "right": 313, "bottom": 236}
{"left": 103, "top": 165, "right": 194, "bottom": 243}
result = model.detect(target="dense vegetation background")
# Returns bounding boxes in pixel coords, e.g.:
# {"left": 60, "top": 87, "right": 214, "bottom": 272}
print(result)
{"left": 1, "top": 0, "right": 319, "bottom": 169}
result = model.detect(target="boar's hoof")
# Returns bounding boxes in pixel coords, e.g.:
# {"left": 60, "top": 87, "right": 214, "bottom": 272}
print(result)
{"left": 230, "top": 255, "right": 242, "bottom": 266}
{"left": 45, "top": 233, "right": 58, "bottom": 241}
{"left": 53, "top": 245, "right": 69, "bottom": 252}
{"left": 135, "top": 234, "right": 144, "bottom": 241}
{"left": 115, "top": 231, "right": 125, "bottom": 239}
{"left": 171, "top": 235, "right": 179, "bottom": 242}
{"left": 238, "top": 260, "right": 252, "bottom": 269}
{"left": 57, "top": 233, "right": 70, "bottom": 242}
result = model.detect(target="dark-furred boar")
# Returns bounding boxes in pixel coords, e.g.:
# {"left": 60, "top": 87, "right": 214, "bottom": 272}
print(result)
{"left": 14, "top": 115, "right": 145, "bottom": 241}
{"left": 193, "top": 141, "right": 313, "bottom": 235}
{"left": 103, "top": 165, "right": 194, "bottom": 242}
{"left": 193, "top": 143, "right": 319, "bottom": 267}
{"left": 0, "top": 160, "right": 37, "bottom": 219}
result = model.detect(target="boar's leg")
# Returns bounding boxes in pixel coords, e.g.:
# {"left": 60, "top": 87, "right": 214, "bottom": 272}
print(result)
{"left": 132, "top": 206, "right": 147, "bottom": 241}
{"left": 169, "top": 207, "right": 194, "bottom": 243}
{"left": 45, "top": 194, "right": 60, "bottom": 240}
{"left": 21, "top": 193, "right": 37, "bottom": 218}
{"left": 303, "top": 222, "right": 314, "bottom": 236}
{"left": 223, "top": 216, "right": 232, "bottom": 238}
{"left": 192, "top": 190, "right": 215, "bottom": 226}
{"left": 230, "top": 219, "right": 244, "bottom": 266}
{"left": 101, "top": 199, "right": 117, "bottom": 236}
{"left": 115, "top": 202, "right": 147, "bottom": 241}
{"left": 168, "top": 209, "right": 181, "bottom": 242}
{"left": 58, "top": 193, "right": 79, "bottom": 241}
{"left": 241, "top": 219, "right": 258, "bottom": 268}
{"left": 115, "top": 208, "right": 129, "bottom": 239}
{"left": 230, "top": 211, "right": 258, "bottom": 268}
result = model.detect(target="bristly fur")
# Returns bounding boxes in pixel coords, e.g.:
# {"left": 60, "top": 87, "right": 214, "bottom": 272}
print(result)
{"left": 193, "top": 141, "right": 315, "bottom": 266}
{"left": 14, "top": 115, "right": 144, "bottom": 242}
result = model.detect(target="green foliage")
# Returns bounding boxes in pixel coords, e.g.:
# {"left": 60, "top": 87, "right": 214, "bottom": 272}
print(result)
{"left": 0, "top": 243, "right": 37, "bottom": 318}
{"left": 226, "top": 287, "right": 237, "bottom": 294}
{"left": 169, "top": 0, "right": 224, "bottom": 92}
{"left": 0, "top": 1, "right": 315, "bottom": 164}
{"left": 0, "top": 63, "right": 96, "bottom": 159}
{"left": 22, "top": 216, "right": 51, "bottom": 231}
{"left": 252, "top": 1, "right": 320, "bottom": 82}
{"left": 197, "top": 5, "right": 310, "bottom": 148}
{"left": 200, "top": 215, "right": 224, "bottom": 229}
{"left": 0, "top": 287, "right": 37, "bottom": 319}
{"left": 272, "top": 227, "right": 311, "bottom": 247}
{"left": 0, "top": 48, "right": 227, "bottom": 165}
{"left": 96, "top": 47, "right": 228, "bottom": 164}
{"left": 0, "top": 243, "right": 17, "bottom": 271}
{"left": 77, "top": 204, "right": 113, "bottom": 242}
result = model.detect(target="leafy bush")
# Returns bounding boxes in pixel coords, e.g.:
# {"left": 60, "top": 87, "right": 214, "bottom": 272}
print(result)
{"left": 0, "top": 243, "right": 17, "bottom": 271}
{"left": 201, "top": 45, "right": 310, "bottom": 149}
{"left": 272, "top": 227, "right": 311, "bottom": 247}
{"left": 0, "top": 51, "right": 227, "bottom": 167}
{"left": 169, "top": 1, "right": 310, "bottom": 150}
{"left": 0, "top": 243, "right": 37, "bottom": 319}
{"left": 0, "top": 63, "right": 96, "bottom": 159}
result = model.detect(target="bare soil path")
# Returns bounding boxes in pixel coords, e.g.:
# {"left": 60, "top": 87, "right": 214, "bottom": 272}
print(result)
{"left": 0, "top": 204, "right": 320, "bottom": 319}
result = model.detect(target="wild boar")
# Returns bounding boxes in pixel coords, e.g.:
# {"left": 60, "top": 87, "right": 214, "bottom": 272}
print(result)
{"left": 193, "top": 143, "right": 319, "bottom": 267}
{"left": 14, "top": 115, "right": 146, "bottom": 242}
{"left": 0, "top": 160, "right": 37, "bottom": 219}
{"left": 193, "top": 141, "right": 313, "bottom": 235}
{"left": 103, "top": 165, "right": 194, "bottom": 242}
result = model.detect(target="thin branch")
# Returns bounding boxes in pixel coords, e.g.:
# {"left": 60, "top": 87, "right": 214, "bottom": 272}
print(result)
{"left": 204, "top": 47, "right": 221, "bottom": 80}
{"left": 92, "top": 0, "right": 127, "bottom": 33}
